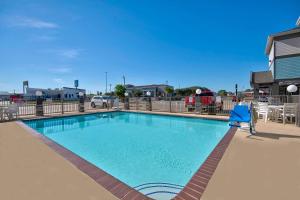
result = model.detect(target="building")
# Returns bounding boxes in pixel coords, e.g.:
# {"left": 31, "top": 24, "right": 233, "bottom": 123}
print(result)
{"left": 25, "top": 88, "right": 61, "bottom": 99}
{"left": 251, "top": 18, "right": 300, "bottom": 95}
{"left": 62, "top": 87, "right": 86, "bottom": 100}
{"left": 24, "top": 87, "right": 85, "bottom": 100}
{"left": 125, "top": 84, "right": 173, "bottom": 97}
{"left": 0, "top": 91, "right": 10, "bottom": 100}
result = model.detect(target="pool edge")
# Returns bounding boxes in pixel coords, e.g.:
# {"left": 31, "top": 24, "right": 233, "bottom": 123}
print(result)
{"left": 16, "top": 121, "right": 150, "bottom": 200}
{"left": 173, "top": 126, "right": 237, "bottom": 200}
{"left": 17, "top": 113, "right": 237, "bottom": 200}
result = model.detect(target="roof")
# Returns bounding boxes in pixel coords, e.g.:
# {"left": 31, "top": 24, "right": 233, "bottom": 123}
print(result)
{"left": 62, "top": 87, "right": 85, "bottom": 91}
{"left": 265, "top": 26, "right": 300, "bottom": 55}
{"left": 125, "top": 84, "right": 172, "bottom": 89}
{"left": 0, "top": 91, "right": 10, "bottom": 95}
{"left": 251, "top": 71, "right": 274, "bottom": 85}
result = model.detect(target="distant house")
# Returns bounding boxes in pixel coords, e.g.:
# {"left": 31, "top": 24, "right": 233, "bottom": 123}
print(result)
{"left": 25, "top": 88, "right": 61, "bottom": 99}
{"left": 0, "top": 91, "right": 10, "bottom": 100}
{"left": 125, "top": 84, "right": 173, "bottom": 97}
{"left": 25, "top": 87, "right": 85, "bottom": 100}
{"left": 251, "top": 18, "right": 300, "bottom": 95}
{"left": 62, "top": 87, "right": 86, "bottom": 100}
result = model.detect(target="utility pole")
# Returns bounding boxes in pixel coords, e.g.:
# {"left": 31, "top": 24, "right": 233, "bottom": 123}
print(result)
{"left": 105, "top": 72, "right": 108, "bottom": 94}
{"left": 109, "top": 84, "right": 112, "bottom": 93}
{"left": 122, "top": 75, "right": 126, "bottom": 86}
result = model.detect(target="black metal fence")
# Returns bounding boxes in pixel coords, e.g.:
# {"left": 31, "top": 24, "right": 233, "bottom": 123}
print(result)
{"left": 125, "top": 96, "right": 236, "bottom": 115}
{"left": 1, "top": 95, "right": 299, "bottom": 123}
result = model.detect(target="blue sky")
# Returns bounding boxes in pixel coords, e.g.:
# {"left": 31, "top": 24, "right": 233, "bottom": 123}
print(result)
{"left": 0, "top": 0, "right": 299, "bottom": 93}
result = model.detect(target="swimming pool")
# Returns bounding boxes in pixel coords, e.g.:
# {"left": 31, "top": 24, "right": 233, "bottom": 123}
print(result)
{"left": 24, "top": 112, "right": 229, "bottom": 199}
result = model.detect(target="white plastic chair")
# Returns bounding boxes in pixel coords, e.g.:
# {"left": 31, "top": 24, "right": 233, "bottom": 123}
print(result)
{"left": 5, "top": 104, "right": 19, "bottom": 120}
{"left": 257, "top": 102, "right": 268, "bottom": 123}
{"left": 282, "top": 103, "right": 298, "bottom": 125}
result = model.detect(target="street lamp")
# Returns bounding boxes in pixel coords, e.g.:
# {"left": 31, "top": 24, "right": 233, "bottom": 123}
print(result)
{"left": 124, "top": 92, "right": 129, "bottom": 110}
{"left": 146, "top": 91, "right": 152, "bottom": 111}
{"left": 78, "top": 92, "right": 84, "bottom": 112}
{"left": 287, "top": 85, "right": 298, "bottom": 103}
{"left": 79, "top": 92, "right": 84, "bottom": 97}
{"left": 195, "top": 89, "right": 202, "bottom": 114}
{"left": 35, "top": 90, "right": 43, "bottom": 97}
{"left": 35, "top": 90, "right": 43, "bottom": 116}
{"left": 196, "top": 89, "right": 202, "bottom": 95}
{"left": 287, "top": 85, "right": 298, "bottom": 93}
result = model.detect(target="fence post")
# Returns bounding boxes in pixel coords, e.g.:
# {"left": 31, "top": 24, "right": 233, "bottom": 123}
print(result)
{"left": 78, "top": 93, "right": 85, "bottom": 112}
{"left": 195, "top": 96, "right": 201, "bottom": 114}
{"left": 61, "top": 98, "right": 64, "bottom": 114}
{"left": 35, "top": 95, "right": 44, "bottom": 116}
{"left": 124, "top": 97, "right": 129, "bottom": 110}
{"left": 169, "top": 97, "right": 171, "bottom": 112}
{"left": 147, "top": 97, "right": 152, "bottom": 111}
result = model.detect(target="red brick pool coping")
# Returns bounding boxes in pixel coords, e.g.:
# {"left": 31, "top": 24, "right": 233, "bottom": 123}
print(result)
{"left": 18, "top": 113, "right": 237, "bottom": 200}
{"left": 173, "top": 126, "right": 237, "bottom": 200}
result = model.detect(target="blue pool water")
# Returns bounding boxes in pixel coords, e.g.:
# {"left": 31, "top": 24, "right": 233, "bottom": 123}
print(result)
{"left": 24, "top": 112, "right": 229, "bottom": 199}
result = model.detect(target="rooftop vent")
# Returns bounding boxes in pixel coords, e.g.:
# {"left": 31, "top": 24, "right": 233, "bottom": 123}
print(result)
{"left": 297, "top": 17, "right": 300, "bottom": 27}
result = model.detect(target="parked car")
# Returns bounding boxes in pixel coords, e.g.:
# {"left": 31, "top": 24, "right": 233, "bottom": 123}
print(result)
{"left": 90, "top": 96, "right": 110, "bottom": 108}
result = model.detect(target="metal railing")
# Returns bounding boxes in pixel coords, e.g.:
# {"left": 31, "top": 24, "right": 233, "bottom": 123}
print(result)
{"left": 1, "top": 95, "right": 299, "bottom": 125}
{"left": 0, "top": 98, "right": 107, "bottom": 121}
{"left": 126, "top": 96, "right": 236, "bottom": 115}
{"left": 251, "top": 95, "right": 300, "bottom": 105}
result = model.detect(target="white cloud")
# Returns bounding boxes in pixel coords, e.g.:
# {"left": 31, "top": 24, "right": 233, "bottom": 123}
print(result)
{"left": 33, "top": 35, "right": 57, "bottom": 41}
{"left": 8, "top": 16, "right": 58, "bottom": 29}
{"left": 58, "top": 49, "right": 81, "bottom": 59}
{"left": 49, "top": 67, "right": 72, "bottom": 74}
{"left": 53, "top": 78, "right": 64, "bottom": 84}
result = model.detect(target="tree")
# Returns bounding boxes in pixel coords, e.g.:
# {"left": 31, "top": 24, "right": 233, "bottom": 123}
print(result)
{"left": 175, "top": 86, "right": 208, "bottom": 96}
{"left": 217, "top": 89, "right": 228, "bottom": 96}
{"left": 115, "top": 84, "right": 126, "bottom": 98}
{"left": 165, "top": 87, "right": 174, "bottom": 96}
{"left": 132, "top": 89, "right": 143, "bottom": 97}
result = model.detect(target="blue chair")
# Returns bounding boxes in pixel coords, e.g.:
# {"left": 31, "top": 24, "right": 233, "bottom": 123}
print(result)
{"left": 229, "top": 104, "right": 254, "bottom": 134}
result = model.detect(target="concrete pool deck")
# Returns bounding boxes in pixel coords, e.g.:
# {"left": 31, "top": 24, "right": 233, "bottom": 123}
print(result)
{"left": 201, "top": 120, "right": 300, "bottom": 200}
{"left": 1, "top": 112, "right": 300, "bottom": 200}
{"left": 0, "top": 121, "right": 118, "bottom": 200}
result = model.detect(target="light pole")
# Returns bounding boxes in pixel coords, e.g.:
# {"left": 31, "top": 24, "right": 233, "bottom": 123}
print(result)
{"left": 195, "top": 89, "right": 202, "bottom": 114}
{"left": 35, "top": 90, "right": 43, "bottom": 116}
{"left": 124, "top": 92, "right": 129, "bottom": 110}
{"left": 146, "top": 91, "right": 152, "bottom": 111}
{"left": 105, "top": 72, "right": 108, "bottom": 94}
{"left": 287, "top": 84, "right": 298, "bottom": 103}
{"left": 78, "top": 92, "right": 85, "bottom": 112}
{"left": 122, "top": 75, "right": 126, "bottom": 86}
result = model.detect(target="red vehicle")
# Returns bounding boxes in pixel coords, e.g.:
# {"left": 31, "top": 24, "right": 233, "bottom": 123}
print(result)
{"left": 10, "top": 94, "right": 24, "bottom": 103}
{"left": 185, "top": 89, "right": 215, "bottom": 106}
